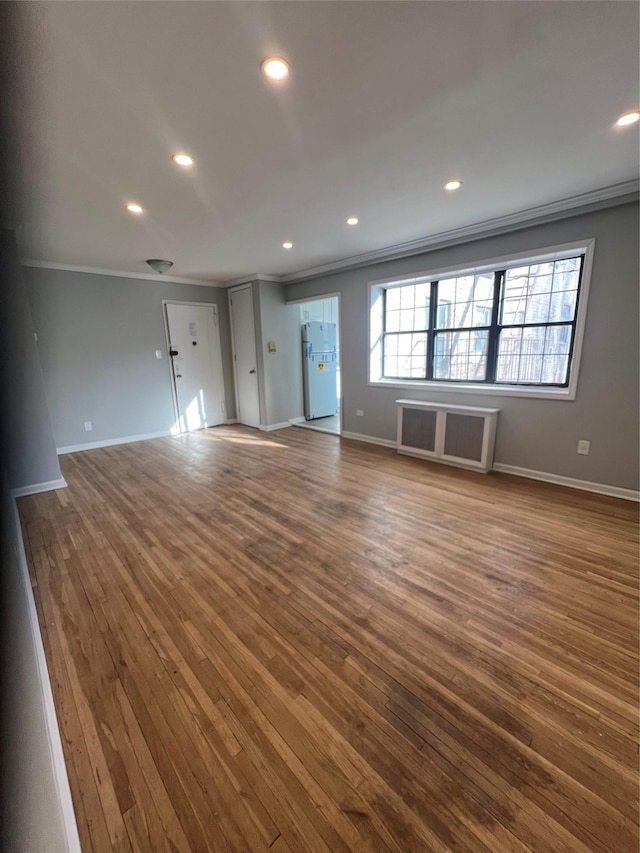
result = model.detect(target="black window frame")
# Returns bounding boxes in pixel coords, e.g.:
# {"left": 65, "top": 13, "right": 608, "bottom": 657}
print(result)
{"left": 380, "top": 254, "right": 584, "bottom": 388}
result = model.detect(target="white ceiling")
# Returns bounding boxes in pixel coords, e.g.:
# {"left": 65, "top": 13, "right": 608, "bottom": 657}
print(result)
{"left": 9, "top": 1, "right": 640, "bottom": 284}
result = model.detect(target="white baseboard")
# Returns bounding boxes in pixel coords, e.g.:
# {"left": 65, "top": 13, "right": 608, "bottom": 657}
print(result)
{"left": 336, "top": 437, "right": 639, "bottom": 501}
{"left": 223, "top": 419, "right": 238, "bottom": 425}
{"left": 492, "top": 463, "right": 640, "bottom": 502}
{"left": 259, "top": 422, "right": 292, "bottom": 432}
{"left": 10, "top": 499, "right": 81, "bottom": 851}
{"left": 341, "top": 430, "right": 397, "bottom": 449}
{"left": 11, "top": 477, "right": 68, "bottom": 498}
{"left": 288, "top": 417, "right": 306, "bottom": 425}
{"left": 57, "top": 430, "right": 171, "bottom": 455}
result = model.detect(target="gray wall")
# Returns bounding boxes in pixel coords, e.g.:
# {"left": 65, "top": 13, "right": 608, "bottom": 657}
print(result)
{"left": 286, "top": 201, "right": 639, "bottom": 491}
{"left": 0, "top": 231, "right": 62, "bottom": 488}
{"left": 255, "top": 280, "right": 303, "bottom": 426}
{"left": 24, "top": 267, "right": 237, "bottom": 449}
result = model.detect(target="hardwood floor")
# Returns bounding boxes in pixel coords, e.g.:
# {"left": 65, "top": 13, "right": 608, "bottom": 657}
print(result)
{"left": 293, "top": 415, "right": 341, "bottom": 435}
{"left": 18, "top": 425, "right": 638, "bottom": 852}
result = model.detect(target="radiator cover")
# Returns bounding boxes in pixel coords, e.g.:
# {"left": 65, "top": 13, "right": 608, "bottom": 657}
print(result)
{"left": 396, "top": 400, "right": 499, "bottom": 473}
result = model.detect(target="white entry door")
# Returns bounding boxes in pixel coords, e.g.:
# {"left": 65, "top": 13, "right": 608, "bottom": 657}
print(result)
{"left": 229, "top": 285, "right": 261, "bottom": 428}
{"left": 165, "top": 303, "right": 226, "bottom": 432}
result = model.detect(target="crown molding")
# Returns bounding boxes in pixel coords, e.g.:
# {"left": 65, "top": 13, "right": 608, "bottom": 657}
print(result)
{"left": 280, "top": 180, "right": 639, "bottom": 283}
{"left": 225, "top": 273, "right": 283, "bottom": 287}
{"left": 21, "top": 259, "right": 224, "bottom": 288}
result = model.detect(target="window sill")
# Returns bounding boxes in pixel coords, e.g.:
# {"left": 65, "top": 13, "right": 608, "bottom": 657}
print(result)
{"left": 369, "top": 377, "right": 576, "bottom": 401}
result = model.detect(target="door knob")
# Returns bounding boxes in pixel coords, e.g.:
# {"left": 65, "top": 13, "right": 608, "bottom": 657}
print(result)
{"left": 176, "top": 374, "right": 182, "bottom": 378}
{"left": 249, "top": 368, "right": 256, "bottom": 374}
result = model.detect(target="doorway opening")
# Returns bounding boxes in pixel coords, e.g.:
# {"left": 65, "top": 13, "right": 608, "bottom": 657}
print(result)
{"left": 292, "top": 295, "right": 341, "bottom": 436}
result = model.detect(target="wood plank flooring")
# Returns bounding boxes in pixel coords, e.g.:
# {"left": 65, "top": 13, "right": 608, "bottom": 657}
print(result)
{"left": 18, "top": 425, "right": 639, "bottom": 852}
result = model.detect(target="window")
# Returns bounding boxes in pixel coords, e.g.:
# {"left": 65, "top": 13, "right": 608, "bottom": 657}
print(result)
{"left": 369, "top": 241, "right": 593, "bottom": 399}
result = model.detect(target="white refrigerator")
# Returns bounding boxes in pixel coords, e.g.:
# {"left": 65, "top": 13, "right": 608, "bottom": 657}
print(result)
{"left": 301, "top": 322, "right": 338, "bottom": 420}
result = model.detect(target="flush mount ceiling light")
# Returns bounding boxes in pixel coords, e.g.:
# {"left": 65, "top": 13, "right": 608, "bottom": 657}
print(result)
{"left": 172, "top": 152, "right": 194, "bottom": 167}
{"left": 346, "top": 216, "right": 359, "bottom": 226}
{"left": 282, "top": 241, "right": 293, "bottom": 249}
{"left": 126, "top": 202, "right": 143, "bottom": 214}
{"left": 262, "top": 57, "right": 289, "bottom": 81}
{"left": 146, "top": 259, "right": 174, "bottom": 274}
{"left": 444, "top": 179, "right": 463, "bottom": 191}
{"left": 615, "top": 111, "right": 639, "bottom": 127}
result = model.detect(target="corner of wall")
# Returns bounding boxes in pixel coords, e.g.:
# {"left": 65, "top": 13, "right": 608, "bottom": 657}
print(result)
{"left": 0, "top": 230, "right": 62, "bottom": 491}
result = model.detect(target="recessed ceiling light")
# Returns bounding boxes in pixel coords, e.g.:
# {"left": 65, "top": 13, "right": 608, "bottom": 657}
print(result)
{"left": 444, "top": 180, "right": 463, "bottom": 191}
{"left": 346, "top": 216, "right": 359, "bottom": 226}
{"left": 615, "top": 111, "right": 639, "bottom": 127}
{"left": 262, "top": 57, "right": 289, "bottom": 81}
{"left": 173, "top": 152, "right": 194, "bottom": 167}
{"left": 126, "top": 202, "right": 143, "bottom": 214}
{"left": 282, "top": 241, "right": 293, "bottom": 249}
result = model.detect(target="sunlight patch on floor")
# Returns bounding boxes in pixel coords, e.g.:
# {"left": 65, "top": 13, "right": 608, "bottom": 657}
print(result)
{"left": 196, "top": 428, "right": 289, "bottom": 449}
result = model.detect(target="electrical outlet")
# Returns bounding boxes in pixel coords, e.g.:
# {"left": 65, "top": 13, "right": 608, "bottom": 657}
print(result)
{"left": 84, "top": 421, "right": 93, "bottom": 432}
{"left": 356, "top": 409, "right": 364, "bottom": 417}
{"left": 577, "top": 439, "right": 590, "bottom": 455}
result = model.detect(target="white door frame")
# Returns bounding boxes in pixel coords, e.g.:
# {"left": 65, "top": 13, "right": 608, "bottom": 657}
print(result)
{"left": 162, "top": 300, "right": 223, "bottom": 434}
{"left": 228, "top": 284, "right": 261, "bottom": 428}
{"left": 285, "top": 291, "right": 342, "bottom": 432}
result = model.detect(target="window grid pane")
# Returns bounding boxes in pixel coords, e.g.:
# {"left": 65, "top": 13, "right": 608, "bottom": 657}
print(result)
{"left": 436, "top": 274, "right": 494, "bottom": 330}
{"left": 501, "top": 258, "right": 580, "bottom": 326}
{"left": 496, "top": 324, "right": 572, "bottom": 384}
{"left": 383, "top": 332, "right": 428, "bottom": 378}
{"left": 385, "top": 283, "right": 429, "bottom": 334}
{"left": 434, "top": 331, "right": 488, "bottom": 381}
